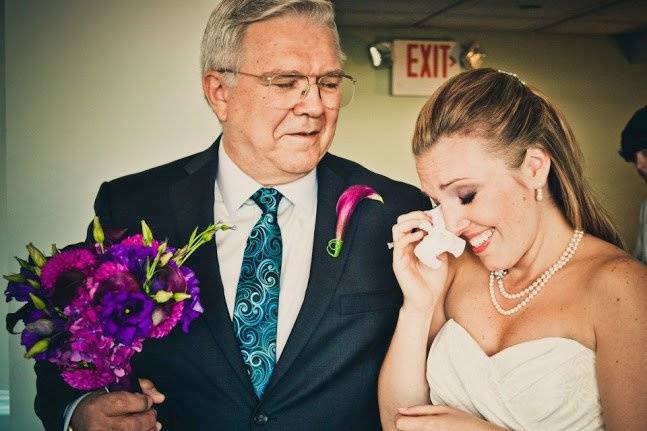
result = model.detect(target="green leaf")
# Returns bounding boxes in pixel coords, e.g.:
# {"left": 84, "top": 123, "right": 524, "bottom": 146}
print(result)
{"left": 141, "top": 220, "right": 154, "bottom": 246}
{"left": 92, "top": 216, "right": 105, "bottom": 245}
{"left": 154, "top": 290, "right": 173, "bottom": 303}
{"left": 15, "top": 257, "right": 33, "bottom": 270}
{"left": 26, "top": 243, "right": 47, "bottom": 268}
{"left": 173, "top": 292, "right": 191, "bottom": 302}
{"left": 29, "top": 293, "right": 47, "bottom": 310}
{"left": 4, "top": 273, "right": 27, "bottom": 283}
{"left": 24, "top": 338, "right": 50, "bottom": 359}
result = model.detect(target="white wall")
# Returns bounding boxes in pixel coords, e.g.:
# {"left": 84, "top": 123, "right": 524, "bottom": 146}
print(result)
{"left": 5, "top": 1, "right": 222, "bottom": 429}
{"left": 4, "top": 1, "right": 647, "bottom": 429}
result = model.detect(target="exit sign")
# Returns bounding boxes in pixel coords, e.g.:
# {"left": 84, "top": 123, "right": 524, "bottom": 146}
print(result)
{"left": 392, "top": 39, "right": 461, "bottom": 96}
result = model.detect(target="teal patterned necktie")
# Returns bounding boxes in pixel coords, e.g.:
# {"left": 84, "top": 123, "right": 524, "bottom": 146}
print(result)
{"left": 233, "top": 187, "right": 283, "bottom": 398}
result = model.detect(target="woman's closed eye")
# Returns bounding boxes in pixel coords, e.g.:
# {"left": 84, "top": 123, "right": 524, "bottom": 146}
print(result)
{"left": 459, "top": 191, "right": 476, "bottom": 205}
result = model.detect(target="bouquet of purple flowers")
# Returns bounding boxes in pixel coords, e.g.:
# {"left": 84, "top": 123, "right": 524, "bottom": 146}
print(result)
{"left": 4, "top": 218, "right": 231, "bottom": 391}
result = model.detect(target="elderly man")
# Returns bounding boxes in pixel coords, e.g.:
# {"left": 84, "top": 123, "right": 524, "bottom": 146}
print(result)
{"left": 619, "top": 105, "right": 647, "bottom": 264}
{"left": 34, "top": 1, "right": 427, "bottom": 430}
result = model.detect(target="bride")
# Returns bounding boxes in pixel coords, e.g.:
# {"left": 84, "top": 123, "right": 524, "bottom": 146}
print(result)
{"left": 378, "top": 68, "right": 646, "bottom": 430}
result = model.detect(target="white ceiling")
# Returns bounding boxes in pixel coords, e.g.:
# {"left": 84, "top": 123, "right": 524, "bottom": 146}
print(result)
{"left": 333, "top": 0, "right": 647, "bottom": 35}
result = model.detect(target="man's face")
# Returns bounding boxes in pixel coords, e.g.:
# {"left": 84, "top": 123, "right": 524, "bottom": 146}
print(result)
{"left": 635, "top": 149, "right": 647, "bottom": 182}
{"left": 214, "top": 15, "right": 341, "bottom": 185}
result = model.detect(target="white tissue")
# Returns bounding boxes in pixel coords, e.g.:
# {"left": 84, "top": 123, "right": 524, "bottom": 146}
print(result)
{"left": 413, "top": 206, "right": 466, "bottom": 269}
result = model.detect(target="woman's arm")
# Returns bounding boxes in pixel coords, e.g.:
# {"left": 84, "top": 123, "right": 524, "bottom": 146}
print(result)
{"left": 591, "top": 256, "right": 647, "bottom": 430}
{"left": 378, "top": 211, "right": 454, "bottom": 431}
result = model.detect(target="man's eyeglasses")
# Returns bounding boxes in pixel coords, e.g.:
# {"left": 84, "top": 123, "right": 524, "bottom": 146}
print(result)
{"left": 218, "top": 69, "right": 356, "bottom": 110}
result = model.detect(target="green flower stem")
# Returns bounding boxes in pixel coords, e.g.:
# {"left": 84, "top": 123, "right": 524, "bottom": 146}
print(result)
{"left": 326, "top": 239, "right": 344, "bottom": 258}
{"left": 174, "top": 222, "right": 233, "bottom": 266}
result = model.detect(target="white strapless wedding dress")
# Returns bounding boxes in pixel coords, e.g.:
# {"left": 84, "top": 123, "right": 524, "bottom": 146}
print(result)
{"left": 426, "top": 319, "right": 604, "bottom": 430}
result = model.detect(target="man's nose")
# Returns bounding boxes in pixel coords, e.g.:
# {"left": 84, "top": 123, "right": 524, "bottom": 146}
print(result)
{"left": 293, "top": 79, "right": 324, "bottom": 116}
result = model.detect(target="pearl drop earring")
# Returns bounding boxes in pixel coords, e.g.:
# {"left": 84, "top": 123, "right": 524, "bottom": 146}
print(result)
{"left": 535, "top": 187, "right": 543, "bottom": 201}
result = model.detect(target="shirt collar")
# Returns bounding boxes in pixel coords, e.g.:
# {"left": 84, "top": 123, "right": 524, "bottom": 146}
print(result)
{"left": 217, "top": 144, "right": 317, "bottom": 215}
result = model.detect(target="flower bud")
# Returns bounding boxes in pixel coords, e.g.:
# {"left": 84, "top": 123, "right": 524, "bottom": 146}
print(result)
{"left": 24, "top": 338, "right": 50, "bottom": 358}
{"left": 153, "top": 290, "right": 173, "bottom": 303}
{"left": 29, "top": 293, "right": 47, "bottom": 310}
{"left": 26, "top": 243, "right": 47, "bottom": 268}
{"left": 25, "top": 319, "right": 55, "bottom": 336}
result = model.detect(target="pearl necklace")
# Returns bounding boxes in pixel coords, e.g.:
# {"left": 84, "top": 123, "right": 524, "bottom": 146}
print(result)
{"left": 489, "top": 229, "right": 584, "bottom": 316}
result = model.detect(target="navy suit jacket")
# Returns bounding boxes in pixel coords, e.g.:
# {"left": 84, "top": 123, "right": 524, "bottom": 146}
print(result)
{"left": 34, "top": 140, "right": 429, "bottom": 430}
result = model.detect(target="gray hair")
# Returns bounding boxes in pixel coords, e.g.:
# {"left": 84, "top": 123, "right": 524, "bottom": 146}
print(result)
{"left": 200, "top": 0, "right": 345, "bottom": 80}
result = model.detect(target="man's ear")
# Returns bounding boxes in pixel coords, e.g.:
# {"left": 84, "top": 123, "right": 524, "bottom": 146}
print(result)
{"left": 520, "top": 146, "right": 551, "bottom": 189}
{"left": 202, "top": 70, "right": 230, "bottom": 122}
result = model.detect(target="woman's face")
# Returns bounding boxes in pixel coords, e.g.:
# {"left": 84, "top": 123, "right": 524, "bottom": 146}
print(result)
{"left": 415, "top": 134, "right": 541, "bottom": 271}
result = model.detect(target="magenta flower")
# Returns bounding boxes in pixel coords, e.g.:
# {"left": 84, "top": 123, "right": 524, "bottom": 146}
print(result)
{"left": 327, "top": 185, "right": 383, "bottom": 257}
{"left": 91, "top": 262, "right": 139, "bottom": 300}
{"left": 40, "top": 249, "right": 96, "bottom": 291}
{"left": 62, "top": 363, "right": 116, "bottom": 390}
{"left": 149, "top": 301, "right": 184, "bottom": 338}
{"left": 40, "top": 249, "right": 97, "bottom": 308}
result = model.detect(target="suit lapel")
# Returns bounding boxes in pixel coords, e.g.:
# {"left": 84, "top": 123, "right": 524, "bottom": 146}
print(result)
{"left": 169, "top": 140, "right": 257, "bottom": 401}
{"left": 263, "top": 155, "right": 358, "bottom": 397}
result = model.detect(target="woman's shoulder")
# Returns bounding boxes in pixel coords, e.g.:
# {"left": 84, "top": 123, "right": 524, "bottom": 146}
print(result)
{"left": 579, "top": 235, "right": 646, "bottom": 286}
{"left": 577, "top": 235, "right": 647, "bottom": 323}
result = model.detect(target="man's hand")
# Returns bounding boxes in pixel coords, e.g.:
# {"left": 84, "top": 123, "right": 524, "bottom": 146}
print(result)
{"left": 70, "top": 378, "right": 165, "bottom": 431}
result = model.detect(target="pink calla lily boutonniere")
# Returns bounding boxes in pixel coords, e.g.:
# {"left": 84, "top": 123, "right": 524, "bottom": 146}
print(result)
{"left": 327, "top": 185, "right": 384, "bottom": 258}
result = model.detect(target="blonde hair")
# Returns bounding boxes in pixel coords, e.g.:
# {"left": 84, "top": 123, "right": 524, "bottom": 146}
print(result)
{"left": 412, "top": 68, "right": 623, "bottom": 248}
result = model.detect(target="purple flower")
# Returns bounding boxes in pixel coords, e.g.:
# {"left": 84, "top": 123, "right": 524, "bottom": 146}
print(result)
{"left": 148, "top": 266, "right": 187, "bottom": 338}
{"left": 105, "top": 242, "right": 158, "bottom": 282}
{"left": 19, "top": 309, "right": 65, "bottom": 360}
{"left": 149, "top": 264, "right": 183, "bottom": 293}
{"left": 99, "top": 291, "right": 153, "bottom": 345}
{"left": 5, "top": 268, "right": 39, "bottom": 302}
{"left": 178, "top": 266, "right": 203, "bottom": 333}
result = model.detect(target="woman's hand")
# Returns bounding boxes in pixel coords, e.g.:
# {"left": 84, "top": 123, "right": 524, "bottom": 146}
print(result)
{"left": 395, "top": 405, "right": 506, "bottom": 431}
{"left": 392, "top": 211, "right": 449, "bottom": 313}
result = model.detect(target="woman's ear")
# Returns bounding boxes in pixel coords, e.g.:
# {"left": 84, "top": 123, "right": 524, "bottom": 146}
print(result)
{"left": 202, "top": 71, "right": 230, "bottom": 122}
{"left": 520, "top": 146, "right": 551, "bottom": 189}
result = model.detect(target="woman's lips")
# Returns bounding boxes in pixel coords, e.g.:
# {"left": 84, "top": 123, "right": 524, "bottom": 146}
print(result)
{"left": 467, "top": 229, "right": 494, "bottom": 254}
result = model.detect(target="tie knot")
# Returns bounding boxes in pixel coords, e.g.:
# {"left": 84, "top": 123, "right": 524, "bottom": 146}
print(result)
{"left": 251, "top": 188, "right": 282, "bottom": 214}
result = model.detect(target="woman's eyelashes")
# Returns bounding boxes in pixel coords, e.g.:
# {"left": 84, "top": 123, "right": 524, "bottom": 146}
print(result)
{"left": 459, "top": 191, "right": 476, "bottom": 205}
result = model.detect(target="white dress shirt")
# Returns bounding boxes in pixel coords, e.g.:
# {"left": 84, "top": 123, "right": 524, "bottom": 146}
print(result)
{"left": 215, "top": 144, "right": 317, "bottom": 359}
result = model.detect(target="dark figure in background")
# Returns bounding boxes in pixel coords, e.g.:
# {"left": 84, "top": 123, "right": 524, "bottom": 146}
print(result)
{"left": 618, "top": 105, "right": 647, "bottom": 264}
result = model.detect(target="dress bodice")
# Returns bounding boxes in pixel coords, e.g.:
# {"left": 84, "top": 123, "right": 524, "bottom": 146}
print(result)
{"left": 427, "top": 319, "right": 604, "bottom": 430}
